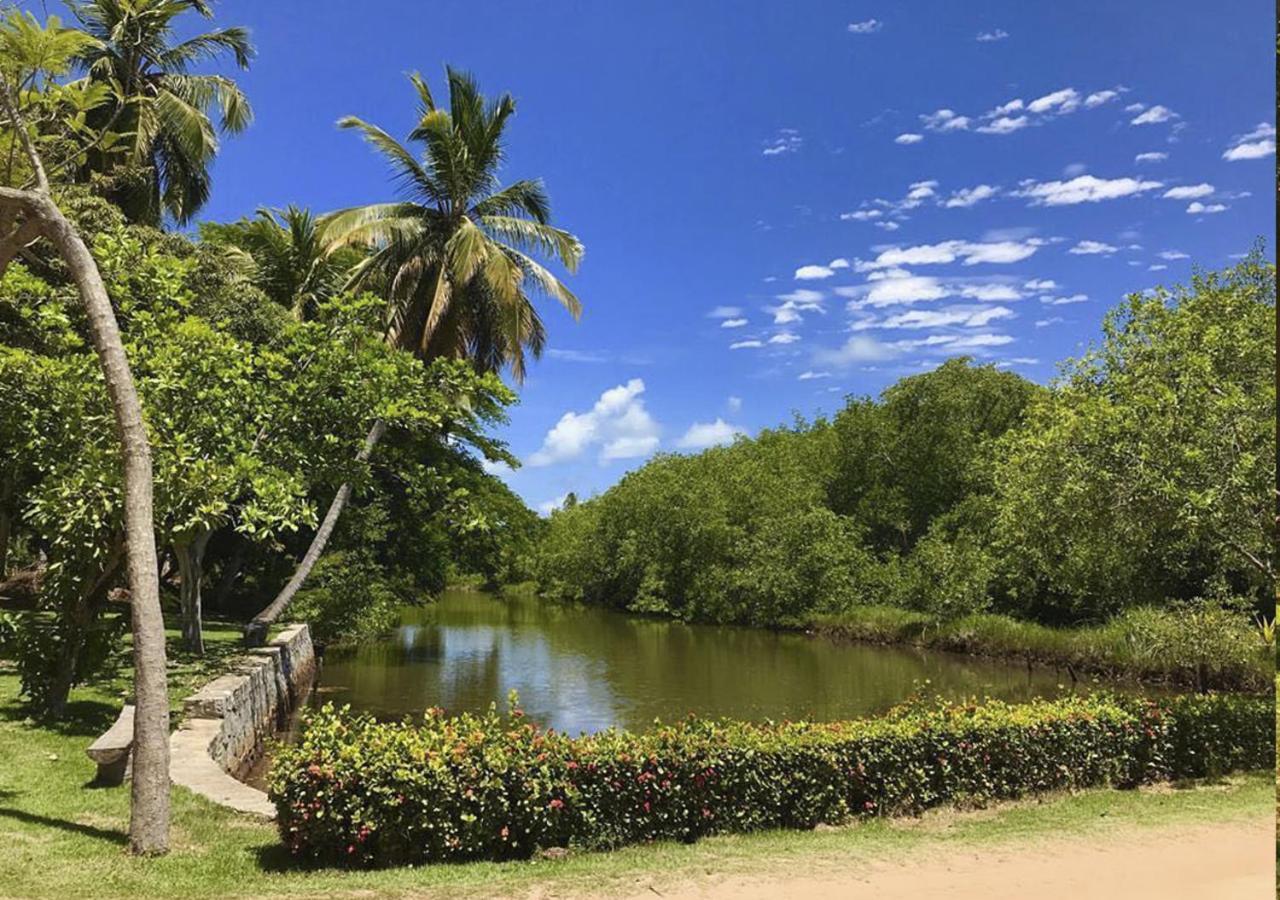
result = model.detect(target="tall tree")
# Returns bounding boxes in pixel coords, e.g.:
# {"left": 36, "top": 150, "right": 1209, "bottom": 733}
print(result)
{"left": 70, "top": 0, "right": 253, "bottom": 224}
{"left": 247, "top": 68, "right": 584, "bottom": 637}
{"left": 200, "top": 205, "right": 358, "bottom": 319}
{"left": 1, "top": 58, "right": 169, "bottom": 854}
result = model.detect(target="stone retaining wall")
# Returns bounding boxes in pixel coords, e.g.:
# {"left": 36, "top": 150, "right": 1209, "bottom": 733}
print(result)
{"left": 169, "top": 623, "right": 315, "bottom": 818}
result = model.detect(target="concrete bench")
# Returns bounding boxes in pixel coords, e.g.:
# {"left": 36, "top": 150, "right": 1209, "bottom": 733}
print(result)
{"left": 86, "top": 705, "right": 134, "bottom": 785}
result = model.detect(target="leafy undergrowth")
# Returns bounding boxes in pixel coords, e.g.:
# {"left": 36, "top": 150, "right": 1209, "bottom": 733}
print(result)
{"left": 811, "top": 605, "right": 1272, "bottom": 692}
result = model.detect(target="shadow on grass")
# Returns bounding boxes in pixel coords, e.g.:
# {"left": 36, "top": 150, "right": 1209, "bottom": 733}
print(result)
{"left": 0, "top": 696, "right": 118, "bottom": 738}
{"left": 0, "top": 806, "right": 127, "bottom": 845}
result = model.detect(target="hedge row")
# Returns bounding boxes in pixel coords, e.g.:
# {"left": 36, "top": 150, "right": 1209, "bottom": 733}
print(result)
{"left": 269, "top": 692, "right": 1273, "bottom": 867}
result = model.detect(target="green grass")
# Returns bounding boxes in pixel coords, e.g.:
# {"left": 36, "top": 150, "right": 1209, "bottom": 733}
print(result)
{"left": 0, "top": 671, "right": 1269, "bottom": 900}
{"left": 810, "top": 605, "right": 1273, "bottom": 692}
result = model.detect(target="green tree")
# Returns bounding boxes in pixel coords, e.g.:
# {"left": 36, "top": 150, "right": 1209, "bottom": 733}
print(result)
{"left": 69, "top": 0, "right": 253, "bottom": 224}
{"left": 993, "top": 255, "right": 1277, "bottom": 621}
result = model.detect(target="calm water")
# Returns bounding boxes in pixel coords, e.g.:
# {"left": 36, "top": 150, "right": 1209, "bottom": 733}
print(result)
{"left": 315, "top": 590, "right": 1085, "bottom": 735}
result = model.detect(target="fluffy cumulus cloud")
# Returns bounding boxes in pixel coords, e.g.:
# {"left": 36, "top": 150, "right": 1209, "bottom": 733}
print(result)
{"left": 943, "top": 184, "right": 999, "bottom": 208}
{"left": 528, "top": 379, "right": 660, "bottom": 466}
{"left": 708, "top": 305, "right": 742, "bottom": 319}
{"left": 1222, "top": 123, "right": 1276, "bottom": 161}
{"left": 1014, "top": 174, "right": 1162, "bottom": 205}
{"left": 1041, "top": 293, "right": 1089, "bottom": 305}
{"left": 958, "top": 283, "right": 1023, "bottom": 301}
{"left": 767, "top": 288, "right": 825, "bottom": 324}
{"left": 977, "top": 115, "right": 1029, "bottom": 135}
{"left": 1130, "top": 104, "right": 1175, "bottom": 125}
{"left": 768, "top": 331, "right": 801, "bottom": 344}
{"left": 1068, "top": 240, "right": 1119, "bottom": 255}
{"left": 1027, "top": 87, "right": 1081, "bottom": 115}
{"left": 816, "top": 331, "right": 1015, "bottom": 368}
{"left": 795, "top": 264, "right": 836, "bottom": 280}
{"left": 847, "top": 18, "right": 882, "bottom": 34}
{"left": 1159, "top": 249, "right": 1189, "bottom": 260}
{"left": 762, "top": 128, "right": 802, "bottom": 156}
{"left": 855, "top": 238, "right": 1045, "bottom": 271}
{"left": 894, "top": 132, "right": 924, "bottom": 144}
{"left": 676, "top": 418, "right": 745, "bottom": 450}
{"left": 878, "top": 305, "right": 1015, "bottom": 329}
{"left": 1023, "top": 278, "right": 1058, "bottom": 291}
{"left": 1084, "top": 90, "right": 1118, "bottom": 108}
{"left": 1162, "top": 183, "right": 1214, "bottom": 199}
{"left": 1186, "top": 201, "right": 1227, "bottom": 215}
{"left": 921, "top": 108, "right": 971, "bottom": 132}
{"left": 720, "top": 317, "right": 748, "bottom": 328}
{"left": 1135, "top": 151, "right": 1168, "bottom": 163}
{"left": 976, "top": 29, "right": 1009, "bottom": 42}
{"left": 538, "top": 494, "right": 570, "bottom": 515}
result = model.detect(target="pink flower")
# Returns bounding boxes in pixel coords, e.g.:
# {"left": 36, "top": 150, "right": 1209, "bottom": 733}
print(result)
{"left": 548, "top": 798, "right": 564, "bottom": 810}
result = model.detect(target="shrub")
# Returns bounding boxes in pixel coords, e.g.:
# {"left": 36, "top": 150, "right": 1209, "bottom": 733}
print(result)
{"left": 288, "top": 552, "right": 404, "bottom": 644}
{"left": 269, "top": 691, "right": 1272, "bottom": 867}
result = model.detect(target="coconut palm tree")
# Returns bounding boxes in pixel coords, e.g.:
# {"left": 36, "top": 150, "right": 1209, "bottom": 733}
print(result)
{"left": 70, "top": 0, "right": 253, "bottom": 225}
{"left": 200, "top": 205, "right": 357, "bottom": 320}
{"left": 324, "top": 67, "right": 583, "bottom": 378}
{"left": 246, "top": 68, "right": 584, "bottom": 637}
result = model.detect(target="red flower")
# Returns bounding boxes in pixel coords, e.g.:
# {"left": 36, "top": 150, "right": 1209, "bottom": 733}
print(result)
{"left": 548, "top": 798, "right": 565, "bottom": 810}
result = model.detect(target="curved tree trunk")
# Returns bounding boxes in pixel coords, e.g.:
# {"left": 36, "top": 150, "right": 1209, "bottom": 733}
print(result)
{"left": 173, "top": 528, "right": 211, "bottom": 655}
{"left": 244, "top": 419, "right": 386, "bottom": 645}
{"left": 0, "top": 82, "right": 170, "bottom": 850}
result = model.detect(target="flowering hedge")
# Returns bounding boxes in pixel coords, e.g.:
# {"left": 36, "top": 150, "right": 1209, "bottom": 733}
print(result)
{"left": 268, "top": 692, "right": 1272, "bottom": 867}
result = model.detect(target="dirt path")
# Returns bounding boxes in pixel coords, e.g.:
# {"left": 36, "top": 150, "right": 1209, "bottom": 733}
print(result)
{"left": 614, "top": 817, "right": 1274, "bottom": 900}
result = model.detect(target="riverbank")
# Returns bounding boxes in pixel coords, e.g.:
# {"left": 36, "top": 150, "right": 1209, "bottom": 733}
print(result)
{"left": 0, "top": 672, "right": 1269, "bottom": 899}
{"left": 808, "top": 605, "right": 1272, "bottom": 692}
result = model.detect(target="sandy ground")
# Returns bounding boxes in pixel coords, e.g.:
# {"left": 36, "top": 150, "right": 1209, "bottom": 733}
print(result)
{"left": 610, "top": 817, "right": 1274, "bottom": 900}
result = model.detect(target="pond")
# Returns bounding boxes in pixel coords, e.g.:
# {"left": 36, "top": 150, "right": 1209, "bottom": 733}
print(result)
{"left": 312, "top": 589, "right": 1091, "bottom": 735}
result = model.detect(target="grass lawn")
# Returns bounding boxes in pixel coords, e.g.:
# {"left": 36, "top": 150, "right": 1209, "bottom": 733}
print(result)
{"left": 0, "top": 662, "right": 1270, "bottom": 900}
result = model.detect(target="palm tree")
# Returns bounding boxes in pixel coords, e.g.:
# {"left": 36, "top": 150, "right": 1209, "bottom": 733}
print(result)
{"left": 70, "top": 0, "right": 253, "bottom": 225}
{"left": 200, "top": 206, "right": 357, "bottom": 319}
{"left": 245, "top": 68, "right": 584, "bottom": 638}
{"left": 324, "top": 67, "right": 583, "bottom": 377}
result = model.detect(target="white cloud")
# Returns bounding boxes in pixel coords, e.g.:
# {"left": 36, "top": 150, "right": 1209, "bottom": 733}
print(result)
{"left": 894, "top": 133, "right": 924, "bottom": 145}
{"left": 942, "top": 333, "right": 1014, "bottom": 351}
{"left": 861, "top": 274, "right": 950, "bottom": 307}
{"left": 798, "top": 370, "right": 831, "bottom": 380}
{"left": 1041, "top": 293, "right": 1089, "bottom": 305}
{"left": 1130, "top": 104, "right": 1174, "bottom": 125}
{"left": 1015, "top": 174, "right": 1162, "bottom": 205}
{"left": 1148, "top": 264, "right": 1167, "bottom": 271}
{"left": 829, "top": 258, "right": 850, "bottom": 269}
{"left": 1125, "top": 102, "right": 1146, "bottom": 113}
{"left": 876, "top": 220, "right": 901, "bottom": 231}
{"left": 1084, "top": 90, "right": 1118, "bottom": 108}
{"left": 481, "top": 458, "right": 513, "bottom": 476}
{"left": 814, "top": 335, "right": 900, "bottom": 366}
{"left": 548, "top": 349, "right": 610, "bottom": 363}
{"left": 768, "top": 331, "right": 801, "bottom": 344}
{"left": 726, "top": 395, "right": 742, "bottom": 413}
{"left": 847, "top": 18, "right": 882, "bottom": 34}
{"left": 1162, "top": 183, "right": 1214, "bottom": 199}
{"left": 976, "top": 29, "right": 1009, "bottom": 42}
{"left": 1027, "top": 87, "right": 1080, "bottom": 115}
{"left": 1023, "top": 278, "right": 1058, "bottom": 291}
{"left": 959, "top": 283, "right": 1022, "bottom": 301}
{"left": 720, "top": 317, "right": 748, "bottom": 329}
{"left": 708, "top": 306, "right": 743, "bottom": 319}
{"left": 921, "top": 109, "right": 970, "bottom": 131}
{"left": 943, "top": 184, "right": 999, "bottom": 207}
{"left": 841, "top": 208, "right": 883, "bottom": 221}
{"left": 1134, "top": 151, "right": 1168, "bottom": 163}
{"left": 1158, "top": 250, "right": 1189, "bottom": 260}
{"left": 767, "top": 288, "right": 825, "bottom": 325}
{"left": 1222, "top": 123, "right": 1276, "bottom": 161}
{"left": 762, "top": 129, "right": 802, "bottom": 156}
{"left": 730, "top": 339, "right": 764, "bottom": 349}
{"left": 1186, "top": 201, "right": 1227, "bottom": 214}
{"left": 538, "top": 494, "right": 569, "bottom": 515}
{"left": 1035, "top": 317, "right": 1064, "bottom": 327}
{"left": 879, "top": 305, "right": 1015, "bottom": 329}
{"left": 977, "top": 115, "right": 1029, "bottom": 134}
{"left": 795, "top": 264, "right": 835, "bottom": 280}
{"left": 1068, "top": 240, "right": 1119, "bottom": 255}
{"left": 677, "top": 418, "right": 745, "bottom": 450}
{"left": 856, "top": 238, "right": 1044, "bottom": 270}
{"left": 904, "top": 180, "right": 939, "bottom": 204}
{"left": 529, "top": 379, "right": 661, "bottom": 466}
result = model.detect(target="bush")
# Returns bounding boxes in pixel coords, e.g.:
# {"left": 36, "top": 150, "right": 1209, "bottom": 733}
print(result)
{"left": 288, "top": 552, "right": 404, "bottom": 644}
{"left": 269, "top": 691, "right": 1272, "bottom": 867}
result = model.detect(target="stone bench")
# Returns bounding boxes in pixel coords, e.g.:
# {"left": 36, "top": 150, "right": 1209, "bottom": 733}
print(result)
{"left": 86, "top": 705, "right": 134, "bottom": 785}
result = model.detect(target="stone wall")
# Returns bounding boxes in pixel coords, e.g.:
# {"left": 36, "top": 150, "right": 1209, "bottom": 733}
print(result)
{"left": 169, "top": 623, "right": 315, "bottom": 818}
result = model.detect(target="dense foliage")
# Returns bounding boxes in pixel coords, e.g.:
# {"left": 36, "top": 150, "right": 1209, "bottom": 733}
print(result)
{"left": 535, "top": 257, "right": 1276, "bottom": 637}
{"left": 271, "top": 691, "right": 1273, "bottom": 866}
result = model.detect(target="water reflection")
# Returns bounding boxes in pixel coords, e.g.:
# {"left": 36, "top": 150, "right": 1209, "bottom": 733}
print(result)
{"left": 318, "top": 590, "right": 1088, "bottom": 735}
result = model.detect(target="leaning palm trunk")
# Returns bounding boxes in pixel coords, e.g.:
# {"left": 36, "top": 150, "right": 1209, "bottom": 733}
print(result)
{"left": 244, "top": 419, "right": 386, "bottom": 644}
{"left": 0, "top": 79, "right": 170, "bottom": 855}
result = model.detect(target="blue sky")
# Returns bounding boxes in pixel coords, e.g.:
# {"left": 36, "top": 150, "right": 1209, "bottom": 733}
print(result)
{"left": 33, "top": 1, "right": 1278, "bottom": 513}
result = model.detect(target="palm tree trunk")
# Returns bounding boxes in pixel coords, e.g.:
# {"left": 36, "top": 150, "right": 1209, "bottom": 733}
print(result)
{"left": 0, "top": 83, "right": 170, "bottom": 849}
{"left": 244, "top": 419, "right": 387, "bottom": 644}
